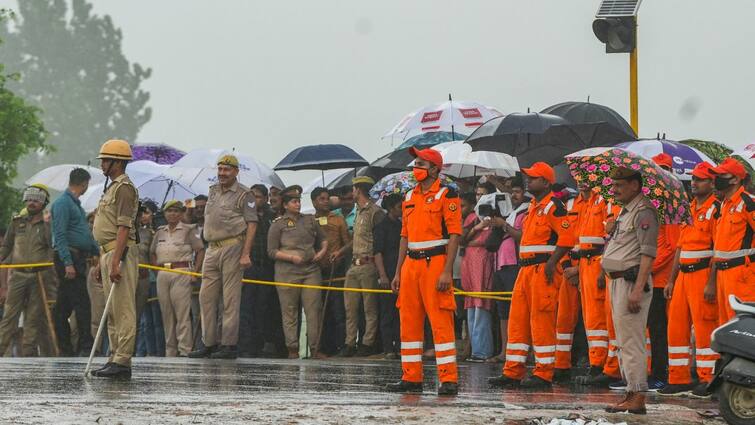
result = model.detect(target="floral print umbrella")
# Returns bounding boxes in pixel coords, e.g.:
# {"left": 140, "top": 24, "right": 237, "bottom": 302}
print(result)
{"left": 565, "top": 147, "right": 691, "bottom": 224}
{"left": 369, "top": 171, "right": 457, "bottom": 203}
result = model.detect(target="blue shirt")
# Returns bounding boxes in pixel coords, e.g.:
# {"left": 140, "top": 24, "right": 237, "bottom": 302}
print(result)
{"left": 336, "top": 207, "right": 357, "bottom": 233}
{"left": 51, "top": 189, "right": 99, "bottom": 265}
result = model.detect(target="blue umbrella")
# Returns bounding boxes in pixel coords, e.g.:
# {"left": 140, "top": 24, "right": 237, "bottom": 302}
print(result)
{"left": 274, "top": 144, "right": 369, "bottom": 185}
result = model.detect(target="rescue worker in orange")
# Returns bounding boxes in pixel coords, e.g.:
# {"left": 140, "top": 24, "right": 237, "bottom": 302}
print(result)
{"left": 709, "top": 157, "right": 755, "bottom": 322}
{"left": 554, "top": 182, "right": 592, "bottom": 382}
{"left": 659, "top": 162, "right": 720, "bottom": 398}
{"left": 386, "top": 147, "right": 462, "bottom": 396}
{"left": 573, "top": 193, "right": 622, "bottom": 386}
{"left": 489, "top": 162, "right": 575, "bottom": 389}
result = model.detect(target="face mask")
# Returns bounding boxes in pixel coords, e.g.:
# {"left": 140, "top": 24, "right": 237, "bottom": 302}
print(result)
{"left": 714, "top": 175, "right": 733, "bottom": 191}
{"left": 413, "top": 167, "right": 429, "bottom": 182}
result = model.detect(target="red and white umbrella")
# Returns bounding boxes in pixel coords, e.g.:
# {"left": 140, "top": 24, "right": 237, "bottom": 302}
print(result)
{"left": 383, "top": 98, "right": 503, "bottom": 143}
{"left": 733, "top": 143, "right": 755, "bottom": 169}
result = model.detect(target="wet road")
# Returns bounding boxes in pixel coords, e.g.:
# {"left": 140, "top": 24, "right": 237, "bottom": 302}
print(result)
{"left": 0, "top": 357, "right": 722, "bottom": 424}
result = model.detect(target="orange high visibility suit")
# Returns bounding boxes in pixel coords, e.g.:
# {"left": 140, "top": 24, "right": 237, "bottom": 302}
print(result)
{"left": 652, "top": 224, "right": 678, "bottom": 288}
{"left": 576, "top": 194, "right": 613, "bottom": 370}
{"left": 398, "top": 178, "right": 462, "bottom": 384}
{"left": 667, "top": 195, "right": 721, "bottom": 385}
{"left": 713, "top": 186, "right": 755, "bottom": 323}
{"left": 555, "top": 193, "right": 591, "bottom": 370}
{"left": 503, "top": 192, "right": 575, "bottom": 382}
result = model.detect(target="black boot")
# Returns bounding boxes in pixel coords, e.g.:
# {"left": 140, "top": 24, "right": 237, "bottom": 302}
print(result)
{"left": 385, "top": 380, "right": 423, "bottom": 393}
{"left": 89, "top": 362, "right": 114, "bottom": 376}
{"left": 210, "top": 345, "right": 238, "bottom": 359}
{"left": 355, "top": 344, "right": 376, "bottom": 357}
{"left": 488, "top": 375, "right": 520, "bottom": 389}
{"left": 520, "top": 375, "right": 552, "bottom": 389}
{"left": 188, "top": 345, "right": 217, "bottom": 358}
{"left": 93, "top": 363, "right": 132, "bottom": 379}
{"left": 337, "top": 345, "right": 356, "bottom": 357}
{"left": 437, "top": 382, "right": 458, "bottom": 396}
{"left": 552, "top": 368, "right": 571, "bottom": 384}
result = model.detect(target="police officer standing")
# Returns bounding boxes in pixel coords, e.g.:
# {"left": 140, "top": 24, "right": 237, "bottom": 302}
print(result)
{"left": 90, "top": 140, "right": 140, "bottom": 379}
{"left": 601, "top": 167, "right": 659, "bottom": 414}
{"left": 189, "top": 155, "right": 257, "bottom": 359}
{"left": 0, "top": 185, "right": 54, "bottom": 356}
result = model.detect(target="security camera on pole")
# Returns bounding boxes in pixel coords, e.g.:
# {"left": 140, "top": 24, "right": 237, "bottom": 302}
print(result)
{"left": 592, "top": 0, "right": 641, "bottom": 135}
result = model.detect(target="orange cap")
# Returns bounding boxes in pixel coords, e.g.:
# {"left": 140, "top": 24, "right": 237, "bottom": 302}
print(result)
{"left": 652, "top": 153, "right": 673, "bottom": 170}
{"left": 409, "top": 147, "right": 443, "bottom": 168}
{"left": 710, "top": 157, "right": 748, "bottom": 180}
{"left": 521, "top": 161, "right": 555, "bottom": 184}
{"left": 689, "top": 161, "right": 715, "bottom": 180}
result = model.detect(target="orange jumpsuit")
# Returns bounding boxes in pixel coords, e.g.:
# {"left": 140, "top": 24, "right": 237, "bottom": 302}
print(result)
{"left": 555, "top": 194, "right": 590, "bottom": 370}
{"left": 503, "top": 192, "right": 575, "bottom": 382}
{"left": 667, "top": 195, "right": 720, "bottom": 385}
{"left": 713, "top": 186, "right": 755, "bottom": 323}
{"left": 398, "top": 179, "right": 462, "bottom": 384}
{"left": 652, "top": 224, "right": 678, "bottom": 288}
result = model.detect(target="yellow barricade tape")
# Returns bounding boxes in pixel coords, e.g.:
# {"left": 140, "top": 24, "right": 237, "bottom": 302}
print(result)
{"left": 0, "top": 262, "right": 512, "bottom": 301}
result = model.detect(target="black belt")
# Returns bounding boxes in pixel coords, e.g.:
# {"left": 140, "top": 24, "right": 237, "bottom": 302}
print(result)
{"left": 569, "top": 251, "right": 580, "bottom": 261}
{"left": 716, "top": 255, "right": 755, "bottom": 271}
{"left": 580, "top": 246, "right": 604, "bottom": 259}
{"left": 679, "top": 258, "right": 711, "bottom": 273}
{"left": 407, "top": 245, "right": 446, "bottom": 260}
{"left": 519, "top": 253, "right": 550, "bottom": 267}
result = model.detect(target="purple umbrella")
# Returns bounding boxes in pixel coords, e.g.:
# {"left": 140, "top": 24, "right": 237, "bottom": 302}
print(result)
{"left": 132, "top": 143, "right": 186, "bottom": 165}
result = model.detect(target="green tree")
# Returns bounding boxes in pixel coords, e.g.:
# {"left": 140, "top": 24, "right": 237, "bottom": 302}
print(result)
{"left": 0, "top": 10, "right": 48, "bottom": 226}
{"left": 0, "top": 0, "right": 151, "bottom": 171}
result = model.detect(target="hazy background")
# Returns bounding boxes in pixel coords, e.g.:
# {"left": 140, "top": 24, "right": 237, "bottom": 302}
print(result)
{"left": 3, "top": 0, "right": 753, "bottom": 185}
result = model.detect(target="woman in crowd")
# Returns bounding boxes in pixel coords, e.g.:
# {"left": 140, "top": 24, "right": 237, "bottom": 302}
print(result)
{"left": 267, "top": 186, "right": 328, "bottom": 359}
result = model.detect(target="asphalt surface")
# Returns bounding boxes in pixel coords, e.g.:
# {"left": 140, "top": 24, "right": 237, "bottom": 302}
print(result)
{"left": 0, "top": 357, "right": 723, "bottom": 424}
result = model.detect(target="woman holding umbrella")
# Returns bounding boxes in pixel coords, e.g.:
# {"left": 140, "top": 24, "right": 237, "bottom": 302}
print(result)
{"left": 267, "top": 186, "right": 329, "bottom": 359}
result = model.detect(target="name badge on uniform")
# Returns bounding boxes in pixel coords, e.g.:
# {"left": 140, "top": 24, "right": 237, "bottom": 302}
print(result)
{"left": 318, "top": 216, "right": 328, "bottom": 226}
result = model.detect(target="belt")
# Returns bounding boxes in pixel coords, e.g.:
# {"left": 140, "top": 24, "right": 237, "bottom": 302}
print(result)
{"left": 519, "top": 253, "right": 550, "bottom": 267}
{"left": 580, "top": 246, "right": 604, "bottom": 259}
{"left": 569, "top": 251, "right": 580, "bottom": 261}
{"left": 209, "top": 235, "right": 243, "bottom": 249}
{"left": 608, "top": 271, "right": 625, "bottom": 279}
{"left": 715, "top": 255, "right": 755, "bottom": 271}
{"left": 161, "top": 261, "right": 192, "bottom": 270}
{"left": 100, "top": 240, "right": 136, "bottom": 254}
{"left": 407, "top": 245, "right": 446, "bottom": 260}
{"left": 352, "top": 256, "right": 374, "bottom": 266}
{"left": 679, "top": 258, "right": 711, "bottom": 273}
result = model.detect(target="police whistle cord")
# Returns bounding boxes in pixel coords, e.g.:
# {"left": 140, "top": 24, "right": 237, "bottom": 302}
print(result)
{"left": 0, "top": 262, "right": 513, "bottom": 301}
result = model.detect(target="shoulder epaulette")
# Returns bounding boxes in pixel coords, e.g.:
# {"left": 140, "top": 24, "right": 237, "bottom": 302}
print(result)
{"left": 443, "top": 186, "right": 458, "bottom": 199}
{"left": 272, "top": 216, "right": 284, "bottom": 223}
{"left": 742, "top": 193, "right": 755, "bottom": 212}
{"left": 550, "top": 197, "right": 567, "bottom": 217}
{"left": 712, "top": 200, "right": 722, "bottom": 219}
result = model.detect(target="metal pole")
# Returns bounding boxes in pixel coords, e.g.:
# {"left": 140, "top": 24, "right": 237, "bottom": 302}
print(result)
{"left": 36, "top": 272, "right": 60, "bottom": 357}
{"left": 85, "top": 280, "right": 115, "bottom": 377}
{"left": 629, "top": 17, "right": 639, "bottom": 136}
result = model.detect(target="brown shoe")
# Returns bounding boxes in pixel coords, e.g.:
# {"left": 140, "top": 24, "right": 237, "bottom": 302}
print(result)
{"left": 605, "top": 392, "right": 646, "bottom": 414}
{"left": 287, "top": 348, "right": 299, "bottom": 359}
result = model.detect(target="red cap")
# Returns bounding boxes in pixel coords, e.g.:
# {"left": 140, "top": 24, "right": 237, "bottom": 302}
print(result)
{"left": 409, "top": 147, "right": 443, "bottom": 168}
{"left": 652, "top": 153, "right": 673, "bottom": 170}
{"left": 710, "top": 157, "right": 748, "bottom": 180}
{"left": 688, "top": 161, "right": 715, "bottom": 180}
{"left": 521, "top": 161, "right": 556, "bottom": 184}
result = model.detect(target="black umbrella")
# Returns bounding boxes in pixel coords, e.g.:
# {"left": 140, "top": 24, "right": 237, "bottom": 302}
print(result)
{"left": 274, "top": 144, "right": 369, "bottom": 185}
{"left": 325, "top": 166, "right": 397, "bottom": 191}
{"left": 466, "top": 120, "right": 633, "bottom": 168}
{"left": 469, "top": 113, "right": 568, "bottom": 139}
{"left": 540, "top": 101, "right": 637, "bottom": 140}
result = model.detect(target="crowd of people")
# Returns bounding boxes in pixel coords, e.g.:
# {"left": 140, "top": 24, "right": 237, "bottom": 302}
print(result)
{"left": 0, "top": 139, "right": 753, "bottom": 414}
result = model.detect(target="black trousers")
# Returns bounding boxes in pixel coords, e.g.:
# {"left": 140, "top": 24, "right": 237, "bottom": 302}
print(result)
{"left": 238, "top": 264, "right": 285, "bottom": 355}
{"left": 648, "top": 287, "right": 669, "bottom": 381}
{"left": 53, "top": 251, "right": 92, "bottom": 355}
{"left": 320, "top": 264, "right": 346, "bottom": 355}
{"left": 378, "top": 292, "right": 400, "bottom": 353}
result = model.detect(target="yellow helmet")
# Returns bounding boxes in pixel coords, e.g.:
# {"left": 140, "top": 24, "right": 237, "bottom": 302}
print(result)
{"left": 97, "top": 139, "right": 133, "bottom": 161}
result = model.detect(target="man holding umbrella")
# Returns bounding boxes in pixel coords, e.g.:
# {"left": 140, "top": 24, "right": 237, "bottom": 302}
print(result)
{"left": 386, "top": 147, "right": 462, "bottom": 396}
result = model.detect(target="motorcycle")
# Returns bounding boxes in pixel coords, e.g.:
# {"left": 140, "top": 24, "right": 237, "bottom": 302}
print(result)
{"left": 709, "top": 295, "right": 755, "bottom": 425}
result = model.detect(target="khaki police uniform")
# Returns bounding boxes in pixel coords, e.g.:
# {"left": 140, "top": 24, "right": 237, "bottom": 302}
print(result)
{"left": 601, "top": 193, "right": 658, "bottom": 393}
{"left": 151, "top": 222, "right": 203, "bottom": 356}
{"left": 136, "top": 225, "right": 154, "bottom": 322}
{"left": 0, "top": 214, "right": 54, "bottom": 356}
{"left": 344, "top": 201, "right": 384, "bottom": 349}
{"left": 267, "top": 212, "right": 326, "bottom": 352}
{"left": 92, "top": 173, "right": 139, "bottom": 367}
{"left": 200, "top": 180, "right": 257, "bottom": 347}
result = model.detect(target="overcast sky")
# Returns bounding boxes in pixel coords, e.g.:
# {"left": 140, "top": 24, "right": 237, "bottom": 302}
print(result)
{"left": 5, "top": 0, "right": 755, "bottom": 185}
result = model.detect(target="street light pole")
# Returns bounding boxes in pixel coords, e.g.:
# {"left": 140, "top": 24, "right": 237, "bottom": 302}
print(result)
{"left": 629, "top": 17, "right": 638, "bottom": 135}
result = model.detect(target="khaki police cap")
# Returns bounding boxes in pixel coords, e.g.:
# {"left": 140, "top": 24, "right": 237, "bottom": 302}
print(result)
{"left": 352, "top": 176, "right": 375, "bottom": 185}
{"left": 610, "top": 166, "right": 641, "bottom": 180}
{"left": 217, "top": 154, "right": 239, "bottom": 168}
{"left": 163, "top": 199, "right": 185, "bottom": 211}
{"left": 280, "top": 185, "right": 303, "bottom": 199}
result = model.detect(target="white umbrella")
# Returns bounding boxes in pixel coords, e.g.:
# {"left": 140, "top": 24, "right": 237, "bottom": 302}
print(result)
{"left": 383, "top": 99, "right": 503, "bottom": 143}
{"left": 165, "top": 148, "right": 285, "bottom": 195}
{"left": 407, "top": 141, "right": 518, "bottom": 178}
{"left": 733, "top": 143, "right": 755, "bottom": 169}
{"left": 25, "top": 164, "right": 106, "bottom": 191}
